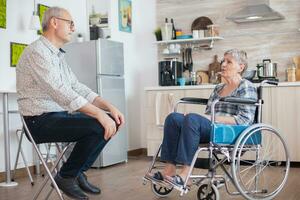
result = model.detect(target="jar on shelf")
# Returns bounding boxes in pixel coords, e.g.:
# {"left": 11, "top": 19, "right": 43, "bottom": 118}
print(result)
{"left": 175, "top": 29, "right": 183, "bottom": 37}
{"left": 287, "top": 66, "right": 296, "bottom": 82}
{"left": 207, "top": 24, "right": 220, "bottom": 37}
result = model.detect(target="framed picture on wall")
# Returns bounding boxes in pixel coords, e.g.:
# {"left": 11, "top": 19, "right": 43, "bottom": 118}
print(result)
{"left": 0, "top": 0, "right": 6, "bottom": 28}
{"left": 118, "top": 0, "right": 132, "bottom": 33}
{"left": 10, "top": 42, "right": 28, "bottom": 67}
{"left": 37, "top": 4, "right": 50, "bottom": 34}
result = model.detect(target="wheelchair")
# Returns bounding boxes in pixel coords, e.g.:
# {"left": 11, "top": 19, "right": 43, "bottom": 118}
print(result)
{"left": 143, "top": 80, "right": 290, "bottom": 200}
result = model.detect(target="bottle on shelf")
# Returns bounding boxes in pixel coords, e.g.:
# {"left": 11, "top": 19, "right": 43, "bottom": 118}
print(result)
{"left": 190, "top": 71, "right": 197, "bottom": 85}
{"left": 171, "top": 18, "right": 176, "bottom": 40}
{"left": 209, "top": 71, "right": 219, "bottom": 84}
{"left": 163, "top": 18, "right": 172, "bottom": 41}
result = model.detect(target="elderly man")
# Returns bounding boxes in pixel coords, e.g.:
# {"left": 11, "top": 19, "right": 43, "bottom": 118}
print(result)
{"left": 16, "top": 7, "right": 125, "bottom": 200}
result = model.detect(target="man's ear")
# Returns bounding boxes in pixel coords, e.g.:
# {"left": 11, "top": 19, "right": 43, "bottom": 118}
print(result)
{"left": 49, "top": 17, "right": 58, "bottom": 29}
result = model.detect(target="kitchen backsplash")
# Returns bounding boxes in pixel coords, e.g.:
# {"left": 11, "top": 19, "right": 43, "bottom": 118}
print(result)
{"left": 156, "top": 0, "right": 300, "bottom": 81}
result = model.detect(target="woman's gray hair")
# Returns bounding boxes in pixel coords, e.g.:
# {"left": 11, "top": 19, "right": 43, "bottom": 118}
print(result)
{"left": 224, "top": 49, "right": 248, "bottom": 75}
{"left": 42, "top": 7, "right": 66, "bottom": 32}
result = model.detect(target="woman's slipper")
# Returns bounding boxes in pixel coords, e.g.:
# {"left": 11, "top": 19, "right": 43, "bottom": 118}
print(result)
{"left": 166, "top": 175, "right": 191, "bottom": 188}
{"left": 151, "top": 171, "right": 164, "bottom": 182}
{"left": 166, "top": 175, "right": 184, "bottom": 187}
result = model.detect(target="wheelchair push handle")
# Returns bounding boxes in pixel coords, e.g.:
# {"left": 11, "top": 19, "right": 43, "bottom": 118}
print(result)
{"left": 260, "top": 79, "right": 278, "bottom": 86}
{"left": 180, "top": 97, "right": 208, "bottom": 105}
{"left": 219, "top": 97, "right": 257, "bottom": 105}
{"left": 174, "top": 97, "right": 208, "bottom": 112}
{"left": 257, "top": 80, "right": 278, "bottom": 100}
{"left": 266, "top": 80, "right": 278, "bottom": 85}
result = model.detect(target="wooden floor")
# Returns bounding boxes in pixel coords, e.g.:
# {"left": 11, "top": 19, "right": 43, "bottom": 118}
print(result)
{"left": 0, "top": 156, "right": 299, "bottom": 200}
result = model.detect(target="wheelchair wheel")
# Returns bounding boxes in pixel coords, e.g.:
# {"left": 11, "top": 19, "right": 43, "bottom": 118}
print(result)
{"left": 197, "top": 184, "right": 220, "bottom": 200}
{"left": 231, "top": 124, "right": 290, "bottom": 200}
{"left": 151, "top": 183, "right": 173, "bottom": 197}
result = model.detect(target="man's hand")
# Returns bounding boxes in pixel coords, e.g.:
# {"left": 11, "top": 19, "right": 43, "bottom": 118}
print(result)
{"left": 96, "top": 112, "right": 117, "bottom": 140}
{"left": 109, "top": 107, "right": 125, "bottom": 131}
{"left": 91, "top": 97, "right": 125, "bottom": 130}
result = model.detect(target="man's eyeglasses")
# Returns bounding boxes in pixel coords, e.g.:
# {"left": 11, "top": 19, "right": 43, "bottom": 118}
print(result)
{"left": 55, "top": 17, "right": 75, "bottom": 28}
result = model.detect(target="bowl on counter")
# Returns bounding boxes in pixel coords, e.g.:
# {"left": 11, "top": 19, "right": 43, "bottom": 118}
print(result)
{"left": 243, "top": 69, "right": 256, "bottom": 80}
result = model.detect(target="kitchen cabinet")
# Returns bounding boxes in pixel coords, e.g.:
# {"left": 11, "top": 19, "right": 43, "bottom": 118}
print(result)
{"left": 269, "top": 86, "right": 300, "bottom": 161}
{"left": 145, "top": 90, "right": 185, "bottom": 156}
{"left": 144, "top": 84, "right": 300, "bottom": 162}
{"left": 145, "top": 87, "right": 213, "bottom": 156}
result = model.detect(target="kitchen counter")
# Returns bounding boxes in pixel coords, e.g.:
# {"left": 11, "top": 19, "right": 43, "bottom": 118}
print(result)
{"left": 145, "top": 81, "right": 300, "bottom": 91}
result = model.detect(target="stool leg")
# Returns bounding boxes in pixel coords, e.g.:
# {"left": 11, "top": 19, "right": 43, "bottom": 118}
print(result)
{"left": 41, "top": 143, "right": 52, "bottom": 177}
{"left": 44, "top": 143, "right": 52, "bottom": 163}
{"left": 12, "top": 130, "right": 34, "bottom": 185}
{"left": 34, "top": 145, "right": 41, "bottom": 175}
{"left": 45, "top": 187, "right": 54, "bottom": 200}
{"left": 32, "top": 144, "right": 70, "bottom": 200}
{"left": 46, "top": 143, "right": 59, "bottom": 174}
{"left": 55, "top": 143, "right": 67, "bottom": 169}
{"left": 12, "top": 130, "right": 23, "bottom": 181}
{"left": 20, "top": 116, "right": 64, "bottom": 199}
{"left": 19, "top": 140, "right": 34, "bottom": 185}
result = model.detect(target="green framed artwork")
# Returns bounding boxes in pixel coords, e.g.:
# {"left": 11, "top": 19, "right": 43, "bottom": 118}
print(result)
{"left": 38, "top": 4, "right": 50, "bottom": 34}
{"left": 0, "top": 0, "right": 6, "bottom": 28}
{"left": 118, "top": 0, "right": 132, "bottom": 32}
{"left": 10, "top": 42, "right": 28, "bottom": 67}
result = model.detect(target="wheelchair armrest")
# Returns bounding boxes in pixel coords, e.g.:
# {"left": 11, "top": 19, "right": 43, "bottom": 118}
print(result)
{"left": 219, "top": 97, "right": 257, "bottom": 105}
{"left": 180, "top": 97, "right": 208, "bottom": 105}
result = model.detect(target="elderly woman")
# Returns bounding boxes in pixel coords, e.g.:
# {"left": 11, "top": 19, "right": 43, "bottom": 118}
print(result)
{"left": 152, "top": 49, "right": 258, "bottom": 187}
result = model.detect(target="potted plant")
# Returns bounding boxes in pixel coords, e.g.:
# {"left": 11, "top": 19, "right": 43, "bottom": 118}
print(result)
{"left": 154, "top": 27, "right": 162, "bottom": 41}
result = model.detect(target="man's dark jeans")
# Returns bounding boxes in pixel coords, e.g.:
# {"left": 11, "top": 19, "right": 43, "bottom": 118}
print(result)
{"left": 24, "top": 111, "right": 108, "bottom": 178}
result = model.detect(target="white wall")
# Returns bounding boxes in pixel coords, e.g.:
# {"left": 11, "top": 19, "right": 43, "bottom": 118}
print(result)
{"left": 0, "top": 0, "right": 88, "bottom": 172}
{"left": 0, "top": 0, "right": 157, "bottom": 173}
{"left": 109, "top": 0, "right": 157, "bottom": 150}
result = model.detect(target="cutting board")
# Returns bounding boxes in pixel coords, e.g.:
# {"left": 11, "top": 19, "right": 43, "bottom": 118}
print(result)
{"left": 196, "top": 70, "right": 209, "bottom": 84}
{"left": 293, "top": 56, "right": 300, "bottom": 81}
{"left": 208, "top": 55, "right": 221, "bottom": 79}
{"left": 293, "top": 56, "right": 300, "bottom": 68}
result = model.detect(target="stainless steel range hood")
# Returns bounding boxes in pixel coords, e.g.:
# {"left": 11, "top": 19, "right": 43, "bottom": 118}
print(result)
{"left": 227, "top": 3, "right": 284, "bottom": 23}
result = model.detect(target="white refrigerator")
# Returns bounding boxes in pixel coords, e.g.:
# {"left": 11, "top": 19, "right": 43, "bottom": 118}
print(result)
{"left": 64, "top": 39, "right": 128, "bottom": 167}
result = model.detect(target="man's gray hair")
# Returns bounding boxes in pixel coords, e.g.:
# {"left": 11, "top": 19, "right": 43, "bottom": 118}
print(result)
{"left": 42, "top": 7, "right": 66, "bottom": 32}
{"left": 224, "top": 49, "right": 248, "bottom": 74}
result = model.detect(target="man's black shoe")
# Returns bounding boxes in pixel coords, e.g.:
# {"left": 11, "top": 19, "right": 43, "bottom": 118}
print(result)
{"left": 77, "top": 172, "right": 101, "bottom": 195}
{"left": 54, "top": 174, "right": 89, "bottom": 200}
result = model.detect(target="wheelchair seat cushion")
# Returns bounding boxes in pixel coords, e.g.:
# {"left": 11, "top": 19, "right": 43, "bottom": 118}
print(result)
{"left": 211, "top": 124, "right": 261, "bottom": 145}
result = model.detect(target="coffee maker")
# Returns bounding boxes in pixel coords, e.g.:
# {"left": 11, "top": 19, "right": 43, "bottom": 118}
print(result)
{"left": 158, "top": 59, "right": 183, "bottom": 86}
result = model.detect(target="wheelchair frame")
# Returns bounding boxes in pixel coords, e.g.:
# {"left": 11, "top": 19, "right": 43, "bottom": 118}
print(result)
{"left": 143, "top": 80, "right": 290, "bottom": 200}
